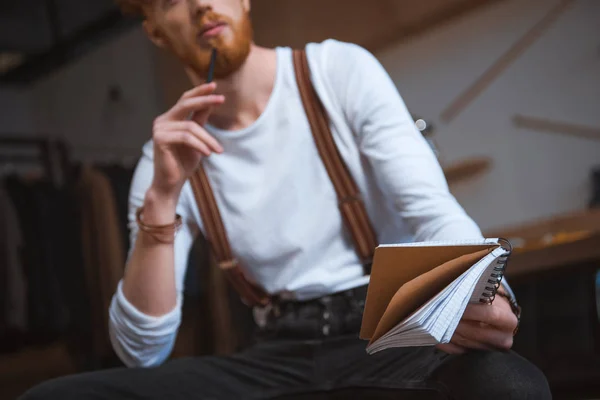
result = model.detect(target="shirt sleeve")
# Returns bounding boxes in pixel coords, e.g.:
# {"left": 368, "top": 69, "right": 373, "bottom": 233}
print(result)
{"left": 325, "top": 41, "right": 483, "bottom": 242}
{"left": 108, "top": 141, "right": 198, "bottom": 368}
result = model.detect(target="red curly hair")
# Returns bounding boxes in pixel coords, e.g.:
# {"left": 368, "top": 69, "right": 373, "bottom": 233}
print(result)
{"left": 115, "top": 0, "right": 151, "bottom": 16}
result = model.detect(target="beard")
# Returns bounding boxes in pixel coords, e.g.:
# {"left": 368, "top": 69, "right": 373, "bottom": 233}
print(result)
{"left": 177, "top": 10, "right": 253, "bottom": 80}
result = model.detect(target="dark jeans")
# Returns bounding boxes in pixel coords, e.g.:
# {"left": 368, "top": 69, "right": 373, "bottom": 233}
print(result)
{"left": 21, "top": 287, "right": 551, "bottom": 400}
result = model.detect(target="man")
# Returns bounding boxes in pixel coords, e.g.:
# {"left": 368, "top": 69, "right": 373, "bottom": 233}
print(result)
{"left": 23, "top": 0, "right": 551, "bottom": 399}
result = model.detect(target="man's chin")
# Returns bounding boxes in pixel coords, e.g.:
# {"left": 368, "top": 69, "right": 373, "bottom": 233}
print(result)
{"left": 205, "top": 45, "right": 250, "bottom": 79}
{"left": 186, "top": 22, "right": 252, "bottom": 79}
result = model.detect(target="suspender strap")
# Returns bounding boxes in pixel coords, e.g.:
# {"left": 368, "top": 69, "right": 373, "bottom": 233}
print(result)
{"left": 292, "top": 49, "right": 378, "bottom": 265}
{"left": 190, "top": 168, "right": 270, "bottom": 306}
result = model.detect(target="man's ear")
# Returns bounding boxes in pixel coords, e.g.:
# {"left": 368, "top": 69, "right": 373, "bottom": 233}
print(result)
{"left": 143, "top": 19, "right": 167, "bottom": 49}
{"left": 242, "top": 0, "right": 250, "bottom": 12}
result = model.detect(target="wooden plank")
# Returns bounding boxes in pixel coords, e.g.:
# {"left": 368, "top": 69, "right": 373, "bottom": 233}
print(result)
{"left": 440, "top": 0, "right": 575, "bottom": 123}
{"left": 486, "top": 209, "right": 600, "bottom": 279}
{"left": 504, "top": 233, "right": 600, "bottom": 279}
{"left": 514, "top": 114, "right": 600, "bottom": 141}
{"left": 486, "top": 208, "right": 600, "bottom": 241}
{"left": 442, "top": 156, "right": 492, "bottom": 184}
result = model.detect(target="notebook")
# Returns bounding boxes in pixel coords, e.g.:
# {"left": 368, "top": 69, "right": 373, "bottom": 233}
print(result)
{"left": 360, "top": 238, "right": 511, "bottom": 354}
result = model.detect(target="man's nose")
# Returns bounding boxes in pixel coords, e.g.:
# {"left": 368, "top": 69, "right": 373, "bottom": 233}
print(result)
{"left": 187, "top": 0, "right": 213, "bottom": 19}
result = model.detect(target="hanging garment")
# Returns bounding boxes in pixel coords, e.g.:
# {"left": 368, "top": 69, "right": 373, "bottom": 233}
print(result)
{"left": 0, "top": 184, "right": 28, "bottom": 336}
{"left": 41, "top": 177, "right": 91, "bottom": 366}
{"left": 5, "top": 176, "right": 68, "bottom": 342}
{"left": 0, "top": 185, "right": 8, "bottom": 336}
{"left": 77, "top": 166, "right": 126, "bottom": 365}
{"left": 2, "top": 174, "right": 91, "bottom": 357}
{"left": 98, "top": 164, "right": 135, "bottom": 254}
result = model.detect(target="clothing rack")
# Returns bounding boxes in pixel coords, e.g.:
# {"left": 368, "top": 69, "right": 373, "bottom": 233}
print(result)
{"left": 0, "top": 136, "right": 70, "bottom": 186}
{"left": 69, "top": 145, "right": 141, "bottom": 167}
{"left": 0, "top": 154, "right": 40, "bottom": 165}
{"left": 0, "top": 140, "right": 139, "bottom": 383}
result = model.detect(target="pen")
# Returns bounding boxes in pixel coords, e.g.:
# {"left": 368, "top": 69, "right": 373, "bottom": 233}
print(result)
{"left": 187, "top": 48, "right": 218, "bottom": 121}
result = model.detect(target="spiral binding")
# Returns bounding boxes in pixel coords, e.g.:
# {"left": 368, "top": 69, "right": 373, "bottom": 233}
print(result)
{"left": 479, "top": 238, "right": 512, "bottom": 305}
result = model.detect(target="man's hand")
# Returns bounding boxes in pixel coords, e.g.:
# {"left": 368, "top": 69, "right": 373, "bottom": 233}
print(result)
{"left": 150, "top": 82, "right": 225, "bottom": 205}
{"left": 437, "top": 294, "right": 518, "bottom": 354}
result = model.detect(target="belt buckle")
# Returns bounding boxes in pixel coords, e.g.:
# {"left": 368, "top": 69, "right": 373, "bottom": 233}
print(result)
{"left": 253, "top": 302, "right": 280, "bottom": 328}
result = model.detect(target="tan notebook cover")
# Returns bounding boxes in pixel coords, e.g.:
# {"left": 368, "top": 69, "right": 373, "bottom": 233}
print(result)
{"left": 360, "top": 244, "right": 498, "bottom": 341}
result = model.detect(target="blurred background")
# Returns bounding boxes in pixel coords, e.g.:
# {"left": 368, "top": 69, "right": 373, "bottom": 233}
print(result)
{"left": 0, "top": 0, "right": 599, "bottom": 398}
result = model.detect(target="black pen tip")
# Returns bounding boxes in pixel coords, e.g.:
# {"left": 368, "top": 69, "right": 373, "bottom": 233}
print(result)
{"left": 207, "top": 48, "right": 217, "bottom": 83}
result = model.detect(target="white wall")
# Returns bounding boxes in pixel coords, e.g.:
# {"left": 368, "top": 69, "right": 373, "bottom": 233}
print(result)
{"left": 376, "top": 0, "right": 600, "bottom": 231}
{"left": 30, "top": 26, "right": 163, "bottom": 163}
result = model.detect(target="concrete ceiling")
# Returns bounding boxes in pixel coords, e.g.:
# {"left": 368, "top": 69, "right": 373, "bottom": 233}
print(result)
{"left": 0, "top": 0, "right": 498, "bottom": 83}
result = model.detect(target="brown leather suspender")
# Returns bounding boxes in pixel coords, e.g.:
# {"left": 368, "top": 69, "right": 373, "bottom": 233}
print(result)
{"left": 189, "top": 170, "right": 271, "bottom": 306}
{"left": 189, "top": 49, "right": 378, "bottom": 307}
{"left": 292, "top": 50, "right": 378, "bottom": 265}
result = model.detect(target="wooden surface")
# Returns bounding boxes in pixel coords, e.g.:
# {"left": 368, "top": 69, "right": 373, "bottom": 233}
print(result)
{"left": 505, "top": 232, "right": 600, "bottom": 279}
{"left": 514, "top": 114, "right": 600, "bottom": 141}
{"left": 443, "top": 157, "right": 492, "bottom": 184}
{"left": 486, "top": 208, "right": 600, "bottom": 279}
{"left": 487, "top": 208, "right": 600, "bottom": 241}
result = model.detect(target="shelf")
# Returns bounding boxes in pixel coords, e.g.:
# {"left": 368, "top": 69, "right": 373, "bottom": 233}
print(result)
{"left": 443, "top": 157, "right": 492, "bottom": 184}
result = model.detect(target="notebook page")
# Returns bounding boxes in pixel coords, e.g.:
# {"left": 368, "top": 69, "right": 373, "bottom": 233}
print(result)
{"left": 441, "top": 249, "right": 505, "bottom": 343}
{"left": 469, "top": 246, "right": 508, "bottom": 303}
{"left": 372, "top": 267, "right": 473, "bottom": 350}
{"left": 388, "top": 271, "right": 467, "bottom": 335}
{"left": 430, "top": 252, "right": 498, "bottom": 342}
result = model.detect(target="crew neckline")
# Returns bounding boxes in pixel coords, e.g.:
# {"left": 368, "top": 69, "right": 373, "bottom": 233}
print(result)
{"left": 204, "top": 47, "right": 286, "bottom": 136}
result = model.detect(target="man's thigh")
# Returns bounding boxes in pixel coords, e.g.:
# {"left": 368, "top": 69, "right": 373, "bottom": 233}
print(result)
{"left": 430, "top": 349, "right": 552, "bottom": 400}
{"left": 20, "top": 340, "right": 314, "bottom": 400}
{"left": 321, "top": 336, "right": 450, "bottom": 394}
{"left": 322, "top": 337, "right": 551, "bottom": 400}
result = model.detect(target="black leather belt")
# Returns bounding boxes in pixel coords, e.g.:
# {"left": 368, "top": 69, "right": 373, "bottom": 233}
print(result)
{"left": 254, "top": 285, "right": 368, "bottom": 341}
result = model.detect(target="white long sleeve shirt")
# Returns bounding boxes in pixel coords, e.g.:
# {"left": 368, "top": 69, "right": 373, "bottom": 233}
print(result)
{"left": 109, "top": 40, "right": 484, "bottom": 367}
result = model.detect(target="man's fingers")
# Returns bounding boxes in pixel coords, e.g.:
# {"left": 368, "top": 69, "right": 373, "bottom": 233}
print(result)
{"left": 461, "top": 300, "right": 517, "bottom": 332}
{"left": 167, "top": 95, "right": 225, "bottom": 119}
{"left": 180, "top": 82, "right": 217, "bottom": 99}
{"left": 159, "top": 130, "right": 212, "bottom": 156}
{"left": 163, "top": 121, "right": 223, "bottom": 153}
{"left": 436, "top": 343, "right": 467, "bottom": 355}
{"left": 455, "top": 321, "right": 513, "bottom": 351}
{"left": 193, "top": 106, "right": 213, "bottom": 126}
{"left": 451, "top": 330, "right": 498, "bottom": 351}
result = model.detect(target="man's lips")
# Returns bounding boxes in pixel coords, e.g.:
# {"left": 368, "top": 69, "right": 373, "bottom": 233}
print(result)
{"left": 199, "top": 22, "right": 227, "bottom": 38}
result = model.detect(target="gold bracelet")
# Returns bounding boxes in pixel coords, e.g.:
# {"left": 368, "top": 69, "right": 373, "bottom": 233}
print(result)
{"left": 136, "top": 207, "right": 183, "bottom": 244}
